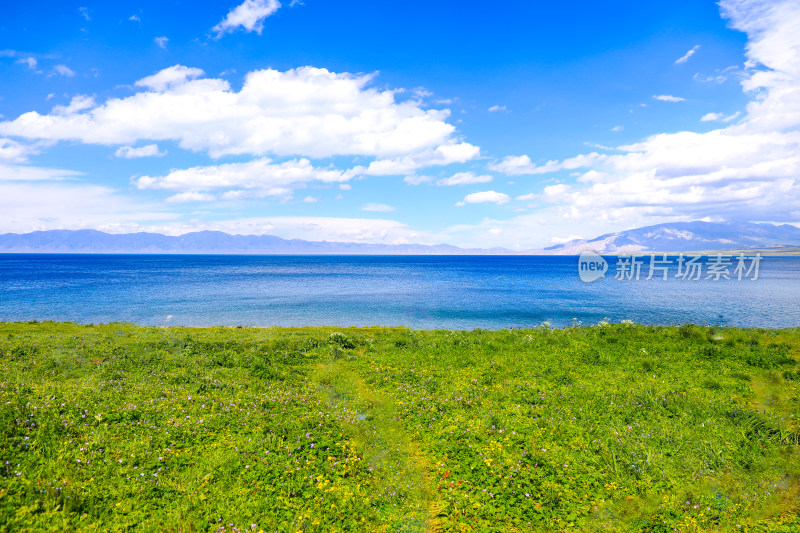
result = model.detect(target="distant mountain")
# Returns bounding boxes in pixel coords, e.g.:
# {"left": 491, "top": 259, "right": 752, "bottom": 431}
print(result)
{"left": 0, "top": 229, "right": 512, "bottom": 255}
{"left": 3, "top": 221, "right": 799, "bottom": 255}
{"left": 528, "top": 221, "right": 800, "bottom": 255}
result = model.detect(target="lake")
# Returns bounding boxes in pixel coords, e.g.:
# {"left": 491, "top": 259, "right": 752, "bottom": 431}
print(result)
{"left": 0, "top": 254, "right": 798, "bottom": 329}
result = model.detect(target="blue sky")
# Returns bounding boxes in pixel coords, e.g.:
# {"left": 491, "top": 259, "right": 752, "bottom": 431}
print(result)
{"left": 1, "top": 0, "right": 798, "bottom": 249}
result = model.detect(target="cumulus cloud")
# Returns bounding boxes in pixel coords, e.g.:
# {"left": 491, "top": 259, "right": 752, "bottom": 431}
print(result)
{"left": 165, "top": 191, "right": 216, "bottom": 203}
{"left": 674, "top": 45, "right": 700, "bottom": 64}
{"left": 472, "top": 0, "right": 800, "bottom": 247}
{"left": 653, "top": 94, "right": 685, "bottom": 102}
{"left": 456, "top": 191, "right": 510, "bottom": 206}
{"left": 488, "top": 153, "right": 601, "bottom": 176}
{"left": 487, "top": 155, "right": 534, "bottom": 175}
{"left": 114, "top": 144, "right": 166, "bottom": 158}
{"left": 212, "top": 0, "right": 281, "bottom": 37}
{"left": 136, "top": 157, "right": 349, "bottom": 200}
{"left": 436, "top": 171, "right": 492, "bottom": 186}
{"left": 488, "top": 105, "right": 507, "bottom": 112}
{"left": 0, "top": 139, "right": 39, "bottom": 163}
{"left": 52, "top": 95, "right": 96, "bottom": 115}
{"left": 0, "top": 65, "right": 473, "bottom": 163}
{"left": 359, "top": 142, "right": 480, "bottom": 176}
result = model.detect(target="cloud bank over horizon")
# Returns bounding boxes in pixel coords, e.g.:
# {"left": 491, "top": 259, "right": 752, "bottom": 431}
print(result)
{"left": 0, "top": 0, "right": 798, "bottom": 249}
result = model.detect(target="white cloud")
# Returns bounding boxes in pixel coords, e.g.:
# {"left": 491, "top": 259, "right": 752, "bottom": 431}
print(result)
{"left": 136, "top": 158, "right": 349, "bottom": 200}
{"left": 361, "top": 142, "right": 480, "bottom": 175}
{"left": 693, "top": 65, "right": 742, "bottom": 84}
{"left": 79, "top": 7, "right": 91, "bottom": 21}
{"left": 135, "top": 65, "right": 205, "bottom": 92}
{"left": 0, "top": 65, "right": 472, "bottom": 163}
{"left": 488, "top": 105, "right": 507, "bottom": 112}
{"left": 461, "top": 0, "right": 800, "bottom": 248}
{"left": 362, "top": 203, "right": 395, "bottom": 212}
{"left": 165, "top": 191, "right": 216, "bottom": 203}
{"left": 701, "top": 112, "right": 724, "bottom": 122}
{"left": 180, "top": 216, "right": 434, "bottom": 244}
{"left": 456, "top": 191, "right": 510, "bottom": 206}
{"left": 212, "top": 0, "right": 281, "bottom": 37}
{"left": 114, "top": 144, "right": 166, "bottom": 158}
{"left": 487, "top": 155, "right": 534, "bottom": 175}
{"left": 154, "top": 37, "right": 169, "bottom": 50}
{"left": 541, "top": 183, "right": 572, "bottom": 200}
{"left": 338, "top": 183, "right": 351, "bottom": 190}
{"left": 674, "top": 45, "right": 700, "bottom": 65}
{"left": 303, "top": 195, "right": 318, "bottom": 203}
{"left": 0, "top": 162, "right": 81, "bottom": 181}
{"left": 403, "top": 175, "right": 433, "bottom": 185}
{"left": 129, "top": 14, "right": 141, "bottom": 22}
{"left": 610, "top": 125, "right": 624, "bottom": 132}
{"left": 515, "top": 193, "right": 538, "bottom": 201}
{"left": 489, "top": 153, "right": 601, "bottom": 176}
{"left": 724, "top": 111, "right": 742, "bottom": 122}
{"left": 701, "top": 111, "right": 741, "bottom": 123}
{"left": 413, "top": 87, "right": 433, "bottom": 99}
{"left": 16, "top": 57, "right": 37, "bottom": 70}
{"left": 653, "top": 94, "right": 685, "bottom": 102}
{"left": 0, "top": 139, "right": 39, "bottom": 163}
{"left": 436, "top": 171, "right": 492, "bottom": 186}
{"left": 0, "top": 165, "right": 174, "bottom": 233}
{"left": 52, "top": 65, "right": 75, "bottom": 77}
{"left": 584, "top": 142, "right": 613, "bottom": 150}
{"left": 52, "top": 95, "right": 96, "bottom": 115}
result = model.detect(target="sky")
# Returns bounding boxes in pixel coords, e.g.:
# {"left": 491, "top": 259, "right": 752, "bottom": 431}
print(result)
{"left": 1, "top": 0, "right": 798, "bottom": 250}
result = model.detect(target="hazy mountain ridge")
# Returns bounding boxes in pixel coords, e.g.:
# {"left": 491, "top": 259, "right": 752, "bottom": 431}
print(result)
{"left": 0, "top": 229, "right": 512, "bottom": 255}
{"left": 529, "top": 221, "right": 800, "bottom": 255}
{"left": 1, "top": 221, "right": 799, "bottom": 255}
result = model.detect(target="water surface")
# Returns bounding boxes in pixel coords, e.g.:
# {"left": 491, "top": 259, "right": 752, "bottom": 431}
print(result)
{"left": 0, "top": 254, "right": 798, "bottom": 329}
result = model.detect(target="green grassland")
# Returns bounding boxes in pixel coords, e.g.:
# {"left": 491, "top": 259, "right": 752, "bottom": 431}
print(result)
{"left": 1, "top": 321, "right": 799, "bottom": 532}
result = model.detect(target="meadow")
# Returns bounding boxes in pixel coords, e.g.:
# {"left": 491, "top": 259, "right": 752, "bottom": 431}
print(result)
{"left": 1, "top": 321, "right": 799, "bottom": 532}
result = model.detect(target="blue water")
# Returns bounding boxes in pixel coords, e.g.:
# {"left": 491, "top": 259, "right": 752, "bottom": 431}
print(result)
{"left": 0, "top": 254, "right": 798, "bottom": 329}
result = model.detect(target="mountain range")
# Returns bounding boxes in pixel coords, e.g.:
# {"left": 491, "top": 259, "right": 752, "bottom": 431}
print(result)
{"left": 531, "top": 221, "right": 800, "bottom": 254}
{"left": 0, "top": 229, "right": 509, "bottom": 255}
{"left": 1, "top": 221, "right": 799, "bottom": 255}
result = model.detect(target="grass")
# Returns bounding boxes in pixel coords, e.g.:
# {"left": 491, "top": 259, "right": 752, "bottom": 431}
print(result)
{"left": 1, "top": 320, "right": 799, "bottom": 532}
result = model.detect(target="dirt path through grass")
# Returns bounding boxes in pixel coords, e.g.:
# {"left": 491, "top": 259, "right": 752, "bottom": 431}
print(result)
{"left": 313, "top": 361, "right": 436, "bottom": 532}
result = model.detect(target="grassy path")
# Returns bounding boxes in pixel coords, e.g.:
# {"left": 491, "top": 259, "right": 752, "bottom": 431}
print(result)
{"left": 313, "top": 360, "right": 434, "bottom": 532}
